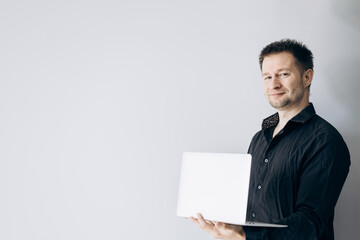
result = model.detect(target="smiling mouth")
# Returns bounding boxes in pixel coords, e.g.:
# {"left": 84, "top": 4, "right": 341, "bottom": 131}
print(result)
{"left": 269, "top": 92, "right": 285, "bottom": 97}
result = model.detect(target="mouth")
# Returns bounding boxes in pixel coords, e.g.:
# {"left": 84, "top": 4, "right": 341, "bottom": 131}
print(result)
{"left": 268, "top": 92, "right": 285, "bottom": 97}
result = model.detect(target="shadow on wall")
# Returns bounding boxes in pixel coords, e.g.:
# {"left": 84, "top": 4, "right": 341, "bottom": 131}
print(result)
{"left": 326, "top": 1, "right": 360, "bottom": 237}
{"left": 329, "top": 0, "right": 360, "bottom": 29}
{"left": 326, "top": 56, "right": 360, "bottom": 238}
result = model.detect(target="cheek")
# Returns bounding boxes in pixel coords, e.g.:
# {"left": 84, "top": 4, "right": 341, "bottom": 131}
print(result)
{"left": 263, "top": 85, "right": 267, "bottom": 95}
{"left": 263, "top": 82, "right": 269, "bottom": 92}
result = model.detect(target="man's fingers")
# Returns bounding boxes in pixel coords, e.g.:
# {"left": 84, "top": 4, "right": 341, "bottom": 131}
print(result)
{"left": 215, "top": 221, "right": 226, "bottom": 228}
{"left": 196, "top": 214, "right": 215, "bottom": 227}
{"left": 196, "top": 213, "right": 209, "bottom": 229}
{"left": 196, "top": 213, "right": 207, "bottom": 225}
{"left": 196, "top": 213, "right": 205, "bottom": 221}
{"left": 189, "top": 217, "right": 196, "bottom": 223}
{"left": 189, "top": 214, "right": 244, "bottom": 239}
{"left": 189, "top": 217, "right": 201, "bottom": 228}
{"left": 195, "top": 213, "right": 220, "bottom": 236}
{"left": 205, "top": 220, "right": 215, "bottom": 226}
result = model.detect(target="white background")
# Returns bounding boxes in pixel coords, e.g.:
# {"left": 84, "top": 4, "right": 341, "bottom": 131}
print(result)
{"left": 0, "top": 0, "right": 359, "bottom": 239}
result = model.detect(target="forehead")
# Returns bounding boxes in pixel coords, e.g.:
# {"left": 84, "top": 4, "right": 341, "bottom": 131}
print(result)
{"left": 262, "top": 52, "right": 297, "bottom": 74}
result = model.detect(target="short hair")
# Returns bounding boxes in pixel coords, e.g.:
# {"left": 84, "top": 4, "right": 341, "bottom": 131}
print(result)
{"left": 259, "top": 39, "right": 314, "bottom": 73}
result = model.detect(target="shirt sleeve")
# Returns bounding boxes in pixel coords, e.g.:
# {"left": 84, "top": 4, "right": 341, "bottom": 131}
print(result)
{"left": 245, "top": 131, "right": 350, "bottom": 240}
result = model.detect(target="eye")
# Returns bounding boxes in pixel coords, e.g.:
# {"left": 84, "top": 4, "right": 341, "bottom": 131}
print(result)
{"left": 264, "top": 76, "right": 271, "bottom": 81}
{"left": 279, "top": 73, "right": 289, "bottom": 77}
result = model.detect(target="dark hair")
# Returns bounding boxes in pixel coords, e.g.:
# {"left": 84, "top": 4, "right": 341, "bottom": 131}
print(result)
{"left": 259, "top": 39, "right": 313, "bottom": 73}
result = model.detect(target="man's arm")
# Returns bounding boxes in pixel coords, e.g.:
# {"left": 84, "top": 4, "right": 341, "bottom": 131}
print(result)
{"left": 245, "top": 132, "right": 350, "bottom": 240}
{"left": 190, "top": 213, "right": 246, "bottom": 240}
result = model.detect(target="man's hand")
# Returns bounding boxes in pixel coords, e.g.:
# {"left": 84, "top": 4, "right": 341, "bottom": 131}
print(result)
{"left": 189, "top": 213, "right": 246, "bottom": 240}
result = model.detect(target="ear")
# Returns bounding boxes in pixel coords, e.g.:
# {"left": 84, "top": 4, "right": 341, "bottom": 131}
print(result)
{"left": 303, "top": 69, "right": 313, "bottom": 88}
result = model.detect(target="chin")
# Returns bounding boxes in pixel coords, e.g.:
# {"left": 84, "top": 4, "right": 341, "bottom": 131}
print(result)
{"left": 269, "top": 100, "right": 290, "bottom": 109}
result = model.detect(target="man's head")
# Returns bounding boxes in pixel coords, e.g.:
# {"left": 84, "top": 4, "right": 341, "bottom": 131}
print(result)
{"left": 260, "top": 39, "right": 314, "bottom": 111}
{"left": 259, "top": 39, "right": 313, "bottom": 73}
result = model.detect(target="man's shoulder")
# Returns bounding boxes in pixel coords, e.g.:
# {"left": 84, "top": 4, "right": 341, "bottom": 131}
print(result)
{"left": 248, "top": 129, "right": 266, "bottom": 153}
{"left": 300, "top": 114, "right": 349, "bottom": 158}
{"left": 250, "top": 128, "right": 264, "bottom": 141}
{"left": 307, "top": 114, "right": 344, "bottom": 138}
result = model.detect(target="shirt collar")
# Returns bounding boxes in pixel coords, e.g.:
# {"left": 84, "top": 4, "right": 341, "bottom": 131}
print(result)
{"left": 261, "top": 103, "right": 316, "bottom": 130}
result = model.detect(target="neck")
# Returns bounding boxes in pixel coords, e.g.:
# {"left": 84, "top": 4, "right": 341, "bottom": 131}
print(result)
{"left": 272, "top": 100, "right": 310, "bottom": 137}
{"left": 278, "top": 100, "right": 309, "bottom": 122}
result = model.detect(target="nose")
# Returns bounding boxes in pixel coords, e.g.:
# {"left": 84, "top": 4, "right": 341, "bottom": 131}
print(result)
{"left": 269, "top": 76, "right": 281, "bottom": 89}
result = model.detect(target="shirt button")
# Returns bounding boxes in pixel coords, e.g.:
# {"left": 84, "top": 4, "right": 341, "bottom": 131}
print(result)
{"left": 257, "top": 185, "right": 262, "bottom": 190}
{"left": 264, "top": 159, "right": 269, "bottom": 163}
{"left": 251, "top": 212, "right": 256, "bottom": 218}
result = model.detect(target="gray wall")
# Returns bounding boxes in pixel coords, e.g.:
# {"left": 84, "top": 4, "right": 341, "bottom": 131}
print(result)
{"left": 0, "top": 0, "right": 359, "bottom": 239}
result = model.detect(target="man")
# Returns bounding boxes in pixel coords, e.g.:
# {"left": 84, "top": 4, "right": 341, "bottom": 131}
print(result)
{"left": 190, "top": 39, "right": 350, "bottom": 240}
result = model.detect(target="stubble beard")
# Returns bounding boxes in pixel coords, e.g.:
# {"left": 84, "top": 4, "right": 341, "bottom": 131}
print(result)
{"left": 268, "top": 97, "right": 291, "bottom": 109}
{"left": 267, "top": 87, "right": 307, "bottom": 110}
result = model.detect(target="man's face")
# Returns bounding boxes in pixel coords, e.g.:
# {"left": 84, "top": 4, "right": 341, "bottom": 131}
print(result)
{"left": 262, "top": 52, "right": 311, "bottom": 111}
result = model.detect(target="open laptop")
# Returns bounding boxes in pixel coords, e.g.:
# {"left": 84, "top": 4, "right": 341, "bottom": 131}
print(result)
{"left": 176, "top": 152, "right": 287, "bottom": 228}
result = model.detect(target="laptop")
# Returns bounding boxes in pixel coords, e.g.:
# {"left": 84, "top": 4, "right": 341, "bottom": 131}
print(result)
{"left": 176, "top": 152, "right": 287, "bottom": 228}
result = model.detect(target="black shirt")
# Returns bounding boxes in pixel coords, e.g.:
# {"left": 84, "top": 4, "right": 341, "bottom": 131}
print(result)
{"left": 243, "top": 103, "right": 350, "bottom": 240}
